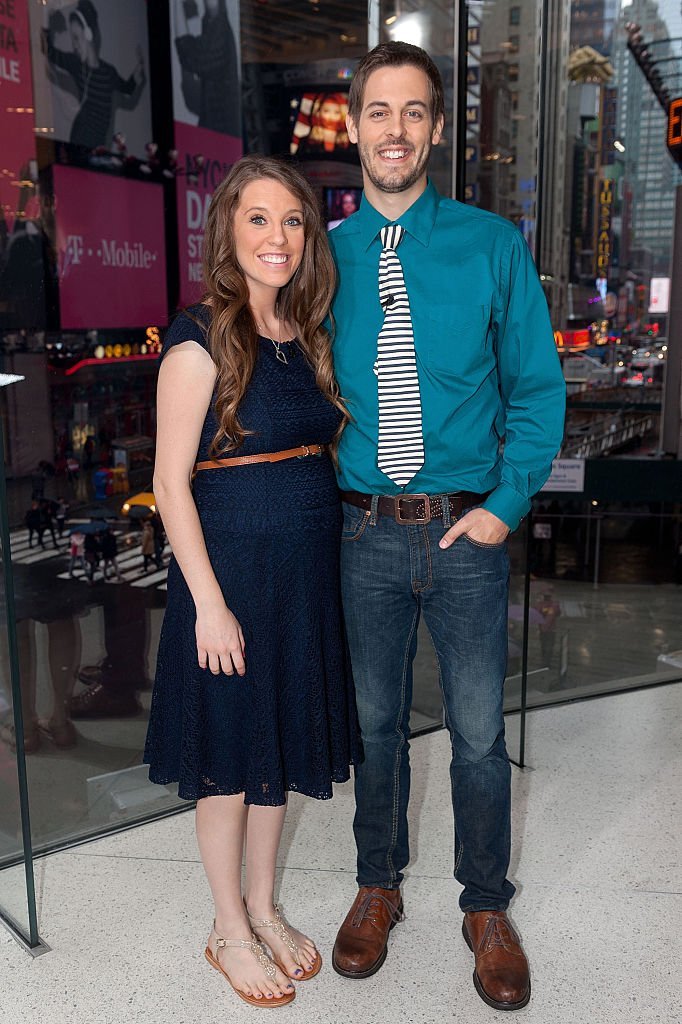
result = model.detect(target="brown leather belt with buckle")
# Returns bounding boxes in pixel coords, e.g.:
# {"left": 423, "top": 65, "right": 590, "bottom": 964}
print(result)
{"left": 340, "top": 489, "right": 490, "bottom": 525}
{"left": 194, "top": 444, "right": 326, "bottom": 473}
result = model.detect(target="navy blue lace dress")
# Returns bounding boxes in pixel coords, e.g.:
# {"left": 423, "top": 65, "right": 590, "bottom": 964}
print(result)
{"left": 144, "top": 307, "right": 359, "bottom": 804}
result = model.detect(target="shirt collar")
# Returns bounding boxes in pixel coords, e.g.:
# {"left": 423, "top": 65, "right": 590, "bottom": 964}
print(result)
{"left": 356, "top": 178, "right": 439, "bottom": 251}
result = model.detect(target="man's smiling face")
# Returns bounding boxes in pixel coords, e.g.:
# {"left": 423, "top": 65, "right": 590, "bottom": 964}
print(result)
{"left": 346, "top": 64, "right": 443, "bottom": 195}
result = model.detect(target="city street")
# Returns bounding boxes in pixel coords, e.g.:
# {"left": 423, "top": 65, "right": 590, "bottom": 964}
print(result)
{"left": 9, "top": 524, "right": 170, "bottom": 593}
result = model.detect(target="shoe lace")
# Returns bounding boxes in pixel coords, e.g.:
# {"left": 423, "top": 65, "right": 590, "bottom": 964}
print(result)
{"left": 352, "top": 890, "right": 403, "bottom": 930}
{"left": 480, "top": 914, "right": 519, "bottom": 953}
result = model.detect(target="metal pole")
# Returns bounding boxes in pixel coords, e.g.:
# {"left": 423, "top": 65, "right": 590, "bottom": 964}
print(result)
{"left": 593, "top": 516, "right": 602, "bottom": 590}
{"left": 518, "top": 514, "right": 533, "bottom": 769}
{"left": 368, "top": 0, "right": 380, "bottom": 49}
{"left": 454, "top": 0, "right": 468, "bottom": 201}
{"left": 0, "top": 417, "right": 40, "bottom": 948}
{"left": 660, "top": 184, "right": 682, "bottom": 456}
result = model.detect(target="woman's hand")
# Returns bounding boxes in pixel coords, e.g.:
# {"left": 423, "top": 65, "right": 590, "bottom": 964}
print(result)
{"left": 196, "top": 602, "right": 246, "bottom": 677}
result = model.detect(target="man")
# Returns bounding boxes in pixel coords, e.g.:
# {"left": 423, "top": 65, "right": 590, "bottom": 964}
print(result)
{"left": 329, "top": 42, "right": 565, "bottom": 1011}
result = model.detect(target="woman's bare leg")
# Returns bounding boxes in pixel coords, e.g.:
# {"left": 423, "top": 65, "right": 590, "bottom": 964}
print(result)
{"left": 244, "top": 803, "right": 318, "bottom": 977}
{"left": 196, "top": 794, "right": 293, "bottom": 1001}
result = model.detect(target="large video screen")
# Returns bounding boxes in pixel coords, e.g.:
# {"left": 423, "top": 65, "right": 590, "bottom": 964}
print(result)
{"left": 29, "top": 0, "right": 152, "bottom": 159}
{"left": 325, "top": 187, "right": 362, "bottom": 229}
{"left": 53, "top": 165, "right": 167, "bottom": 329}
{"left": 289, "top": 90, "right": 352, "bottom": 160}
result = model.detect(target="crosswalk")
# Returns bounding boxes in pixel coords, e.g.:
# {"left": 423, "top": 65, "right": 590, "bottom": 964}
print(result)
{"left": 7, "top": 525, "right": 170, "bottom": 592}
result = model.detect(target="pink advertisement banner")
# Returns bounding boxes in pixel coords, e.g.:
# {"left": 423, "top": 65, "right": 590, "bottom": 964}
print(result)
{"left": 174, "top": 120, "right": 241, "bottom": 307}
{"left": 54, "top": 165, "right": 168, "bottom": 328}
{"left": 0, "top": 0, "right": 36, "bottom": 232}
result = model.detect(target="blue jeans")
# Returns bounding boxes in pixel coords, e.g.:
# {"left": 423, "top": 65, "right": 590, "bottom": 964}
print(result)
{"left": 340, "top": 499, "right": 515, "bottom": 912}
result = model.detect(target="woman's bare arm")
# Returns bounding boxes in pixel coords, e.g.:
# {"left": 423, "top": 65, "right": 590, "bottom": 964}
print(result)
{"left": 153, "top": 341, "right": 245, "bottom": 676}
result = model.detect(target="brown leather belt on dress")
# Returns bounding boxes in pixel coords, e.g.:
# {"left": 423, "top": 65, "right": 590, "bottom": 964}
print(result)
{"left": 340, "top": 489, "right": 490, "bottom": 525}
{"left": 194, "top": 444, "right": 326, "bottom": 472}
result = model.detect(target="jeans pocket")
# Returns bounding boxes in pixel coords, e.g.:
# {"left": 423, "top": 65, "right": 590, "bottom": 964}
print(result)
{"left": 462, "top": 533, "right": 507, "bottom": 551}
{"left": 341, "top": 502, "right": 371, "bottom": 542}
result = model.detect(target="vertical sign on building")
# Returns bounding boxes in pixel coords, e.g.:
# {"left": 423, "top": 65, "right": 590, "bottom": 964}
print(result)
{"left": 465, "top": 15, "right": 481, "bottom": 205}
{"left": 668, "top": 97, "right": 682, "bottom": 170}
{"left": 595, "top": 177, "right": 613, "bottom": 285}
{"left": 170, "top": 0, "right": 242, "bottom": 307}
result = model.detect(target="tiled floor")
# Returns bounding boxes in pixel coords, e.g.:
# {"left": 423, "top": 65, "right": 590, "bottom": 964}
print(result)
{"left": 2, "top": 683, "right": 681, "bottom": 1024}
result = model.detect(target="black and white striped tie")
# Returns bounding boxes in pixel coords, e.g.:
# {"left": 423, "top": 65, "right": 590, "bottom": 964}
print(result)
{"left": 376, "top": 224, "right": 424, "bottom": 486}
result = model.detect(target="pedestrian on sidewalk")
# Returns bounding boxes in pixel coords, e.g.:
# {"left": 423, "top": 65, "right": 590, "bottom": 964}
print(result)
{"left": 25, "top": 501, "right": 43, "bottom": 548}
{"left": 39, "top": 498, "right": 59, "bottom": 550}
{"left": 83, "top": 530, "right": 100, "bottom": 583}
{"left": 140, "top": 518, "right": 155, "bottom": 572}
{"left": 101, "top": 527, "right": 124, "bottom": 581}
{"left": 55, "top": 496, "right": 69, "bottom": 536}
{"left": 68, "top": 530, "right": 86, "bottom": 575}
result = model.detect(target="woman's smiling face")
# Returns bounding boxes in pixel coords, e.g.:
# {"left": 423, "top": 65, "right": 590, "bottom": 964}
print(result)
{"left": 232, "top": 178, "right": 305, "bottom": 302}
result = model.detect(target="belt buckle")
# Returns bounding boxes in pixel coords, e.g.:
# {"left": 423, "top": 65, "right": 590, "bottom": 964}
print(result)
{"left": 296, "top": 445, "right": 313, "bottom": 460}
{"left": 395, "top": 493, "right": 431, "bottom": 525}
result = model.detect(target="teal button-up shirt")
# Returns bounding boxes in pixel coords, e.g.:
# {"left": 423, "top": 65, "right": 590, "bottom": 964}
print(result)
{"left": 328, "top": 180, "right": 566, "bottom": 531}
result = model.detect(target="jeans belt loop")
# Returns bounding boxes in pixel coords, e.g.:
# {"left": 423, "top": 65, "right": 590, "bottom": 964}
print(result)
{"left": 442, "top": 494, "right": 452, "bottom": 529}
{"left": 369, "top": 494, "right": 379, "bottom": 527}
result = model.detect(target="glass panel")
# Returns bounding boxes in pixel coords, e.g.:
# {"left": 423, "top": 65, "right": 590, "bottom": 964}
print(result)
{"left": 377, "top": 0, "right": 455, "bottom": 198}
{"left": 523, "top": 500, "right": 682, "bottom": 703}
{"left": 465, "top": 0, "right": 541, "bottom": 240}
{"left": 0, "top": 395, "right": 31, "bottom": 937}
{"left": 379, "top": 0, "right": 456, "bottom": 732}
{"left": 0, "top": 0, "right": 376, "bottom": 858}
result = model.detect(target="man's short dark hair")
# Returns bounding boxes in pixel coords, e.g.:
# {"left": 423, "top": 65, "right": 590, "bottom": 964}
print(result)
{"left": 348, "top": 41, "right": 445, "bottom": 127}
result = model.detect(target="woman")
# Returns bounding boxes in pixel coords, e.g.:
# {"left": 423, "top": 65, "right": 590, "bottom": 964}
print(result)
{"left": 144, "top": 156, "right": 358, "bottom": 1007}
{"left": 140, "top": 518, "right": 156, "bottom": 572}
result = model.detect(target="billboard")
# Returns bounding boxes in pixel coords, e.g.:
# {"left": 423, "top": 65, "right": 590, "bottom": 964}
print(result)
{"left": 0, "top": 0, "right": 36, "bottom": 233}
{"left": 174, "top": 121, "right": 241, "bottom": 306}
{"left": 0, "top": 0, "right": 44, "bottom": 327}
{"left": 54, "top": 165, "right": 167, "bottom": 328}
{"left": 649, "top": 277, "right": 670, "bottom": 315}
{"left": 29, "top": 0, "right": 152, "bottom": 158}
{"left": 170, "top": 0, "right": 242, "bottom": 306}
{"left": 171, "top": 0, "right": 240, "bottom": 135}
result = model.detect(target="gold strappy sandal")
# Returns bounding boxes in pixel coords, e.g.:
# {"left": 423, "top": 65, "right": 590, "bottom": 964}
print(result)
{"left": 204, "top": 924, "right": 296, "bottom": 1007}
{"left": 248, "top": 904, "right": 322, "bottom": 981}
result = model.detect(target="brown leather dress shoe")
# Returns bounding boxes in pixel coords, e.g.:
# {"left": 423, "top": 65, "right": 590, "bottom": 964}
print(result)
{"left": 462, "top": 911, "right": 530, "bottom": 1011}
{"left": 332, "top": 887, "right": 403, "bottom": 979}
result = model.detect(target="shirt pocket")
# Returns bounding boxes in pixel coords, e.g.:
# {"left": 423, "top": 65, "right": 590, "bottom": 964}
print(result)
{"left": 418, "top": 303, "right": 492, "bottom": 379}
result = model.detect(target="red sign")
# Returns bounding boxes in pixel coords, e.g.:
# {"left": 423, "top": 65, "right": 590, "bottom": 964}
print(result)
{"left": 54, "top": 166, "right": 168, "bottom": 329}
{"left": 668, "top": 97, "right": 682, "bottom": 168}
{"left": 0, "top": 0, "right": 36, "bottom": 231}
{"left": 174, "top": 121, "right": 242, "bottom": 307}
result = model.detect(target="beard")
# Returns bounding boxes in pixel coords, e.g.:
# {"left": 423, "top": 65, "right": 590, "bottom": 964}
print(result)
{"left": 357, "top": 135, "right": 432, "bottom": 194}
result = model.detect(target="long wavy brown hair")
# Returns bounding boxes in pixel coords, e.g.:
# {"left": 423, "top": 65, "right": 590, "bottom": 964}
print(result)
{"left": 199, "top": 155, "right": 345, "bottom": 456}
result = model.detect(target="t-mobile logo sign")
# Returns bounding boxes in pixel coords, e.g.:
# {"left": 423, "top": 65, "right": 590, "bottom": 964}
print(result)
{"left": 65, "top": 235, "right": 84, "bottom": 265}
{"left": 63, "top": 235, "right": 157, "bottom": 271}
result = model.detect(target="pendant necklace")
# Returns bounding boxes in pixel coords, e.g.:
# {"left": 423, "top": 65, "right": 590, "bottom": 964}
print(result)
{"left": 270, "top": 319, "right": 288, "bottom": 364}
